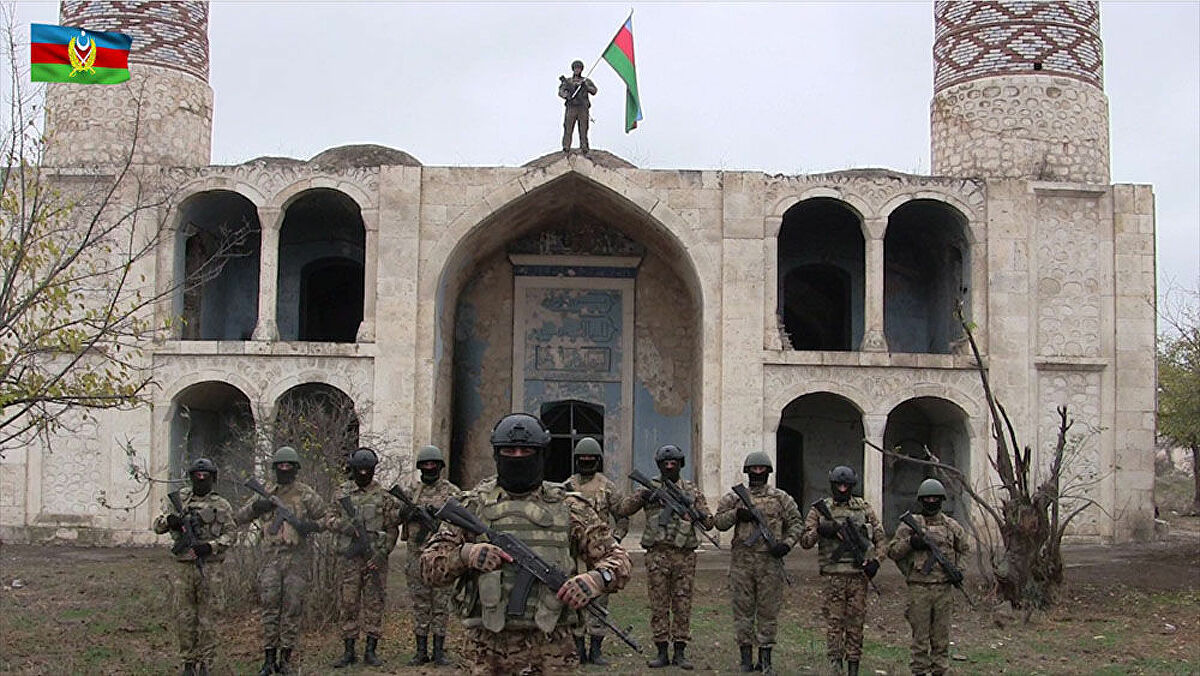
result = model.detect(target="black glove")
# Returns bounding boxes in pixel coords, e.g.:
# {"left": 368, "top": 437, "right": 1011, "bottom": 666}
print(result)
{"left": 165, "top": 514, "right": 184, "bottom": 531}
{"left": 735, "top": 507, "right": 755, "bottom": 523}
{"left": 251, "top": 498, "right": 275, "bottom": 516}
{"left": 910, "top": 533, "right": 930, "bottom": 550}
{"left": 297, "top": 520, "right": 320, "bottom": 537}
{"left": 769, "top": 542, "right": 791, "bottom": 558}
{"left": 816, "top": 521, "right": 840, "bottom": 538}
{"left": 639, "top": 488, "right": 660, "bottom": 506}
{"left": 863, "top": 559, "right": 880, "bottom": 578}
{"left": 191, "top": 542, "right": 213, "bottom": 558}
{"left": 425, "top": 504, "right": 440, "bottom": 519}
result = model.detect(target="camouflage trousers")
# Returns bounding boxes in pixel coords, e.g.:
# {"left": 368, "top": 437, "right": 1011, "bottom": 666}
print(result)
{"left": 821, "top": 573, "right": 868, "bottom": 661}
{"left": 646, "top": 546, "right": 697, "bottom": 643}
{"left": 463, "top": 625, "right": 577, "bottom": 675}
{"left": 562, "top": 105, "right": 590, "bottom": 151}
{"left": 169, "top": 561, "right": 219, "bottom": 662}
{"left": 339, "top": 556, "right": 388, "bottom": 639}
{"left": 906, "top": 582, "right": 954, "bottom": 675}
{"left": 258, "top": 547, "right": 310, "bottom": 649}
{"left": 730, "top": 550, "right": 786, "bottom": 647}
{"left": 572, "top": 592, "right": 611, "bottom": 638}
{"left": 406, "top": 552, "right": 452, "bottom": 635}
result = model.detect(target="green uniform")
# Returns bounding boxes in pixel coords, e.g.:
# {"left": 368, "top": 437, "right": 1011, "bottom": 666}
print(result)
{"left": 399, "top": 476, "right": 462, "bottom": 635}
{"left": 713, "top": 484, "right": 803, "bottom": 647}
{"left": 559, "top": 74, "right": 596, "bottom": 152}
{"left": 887, "top": 512, "right": 969, "bottom": 675}
{"left": 153, "top": 487, "right": 235, "bottom": 665}
{"left": 420, "top": 479, "right": 631, "bottom": 676}
{"left": 799, "top": 497, "right": 886, "bottom": 663}
{"left": 564, "top": 471, "right": 629, "bottom": 638}
{"left": 328, "top": 479, "right": 401, "bottom": 640}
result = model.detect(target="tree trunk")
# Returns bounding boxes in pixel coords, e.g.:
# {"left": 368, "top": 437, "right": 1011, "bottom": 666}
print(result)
{"left": 1191, "top": 443, "right": 1200, "bottom": 516}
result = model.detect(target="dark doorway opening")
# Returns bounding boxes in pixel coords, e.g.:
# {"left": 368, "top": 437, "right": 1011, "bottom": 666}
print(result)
{"left": 540, "top": 400, "right": 604, "bottom": 482}
{"left": 782, "top": 264, "right": 852, "bottom": 350}
{"left": 299, "top": 258, "right": 364, "bottom": 342}
{"left": 776, "top": 425, "right": 804, "bottom": 502}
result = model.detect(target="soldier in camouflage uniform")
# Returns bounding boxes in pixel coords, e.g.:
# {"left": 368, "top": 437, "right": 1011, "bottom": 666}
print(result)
{"left": 153, "top": 458, "right": 235, "bottom": 676}
{"left": 614, "top": 443, "right": 714, "bottom": 670}
{"left": 420, "top": 413, "right": 631, "bottom": 676}
{"left": 799, "top": 466, "right": 885, "bottom": 676}
{"left": 235, "top": 446, "right": 326, "bottom": 676}
{"left": 887, "top": 479, "right": 970, "bottom": 676}
{"left": 713, "top": 452, "right": 803, "bottom": 674}
{"left": 328, "top": 448, "right": 402, "bottom": 668}
{"left": 559, "top": 59, "right": 597, "bottom": 154}
{"left": 399, "top": 444, "right": 462, "bottom": 667}
{"left": 563, "top": 436, "right": 629, "bottom": 665}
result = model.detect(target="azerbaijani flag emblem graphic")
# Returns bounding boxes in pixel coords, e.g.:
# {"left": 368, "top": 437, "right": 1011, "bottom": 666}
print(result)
{"left": 30, "top": 23, "right": 133, "bottom": 84}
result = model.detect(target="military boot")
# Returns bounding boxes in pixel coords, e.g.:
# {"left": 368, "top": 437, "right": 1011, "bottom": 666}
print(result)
{"left": 276, "top": 648, "right": 293, "bottom": 676}
{"left": 847, "top": 660, "right": 859, "bottom": 676}
{"left": 408, "top": 633, "right": 429, "bottom": 666}
{"left": 432, "top": 634, "right": 451, "bottom": 666}
{"left": 673, "top": 641, "right": 694, "bottom": 670}
{"left": 257, "top": 648, "right": 275, "bottom": 676}
{"left": 758, "top": 647, "right": 774, "bottom": 674}
{"left": 738, "top": 645, "right": 754, "bottom": 672}
{"left": 364, "top": 635, "right": 382, "bottom": 667}
{"left": 647, "top": 641, "right": 670, "bottom": 668}
{"left": 181, "top": 662, "right": 195, "bottom": 676}
{"left": 333, "top": 638, "right": 357, "bottom": 668}
{"left": 575, "top": 635, "right": 590, "bottom": 665}
{"left": 589, "top": 636, "right": 609, "bottom": 666}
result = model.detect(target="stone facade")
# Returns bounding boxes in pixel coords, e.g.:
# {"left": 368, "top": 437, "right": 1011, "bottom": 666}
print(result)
{"left": 0, "top": 1, "right": 1157, "bottom": 545}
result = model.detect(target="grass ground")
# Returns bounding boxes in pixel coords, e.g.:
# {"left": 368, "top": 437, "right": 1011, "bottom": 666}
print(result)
{"left": 1, "top": 519, "right": 1197, "bottom": 675}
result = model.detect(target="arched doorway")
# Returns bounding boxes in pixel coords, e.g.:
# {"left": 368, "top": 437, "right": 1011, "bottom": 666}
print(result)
{"left": 273, "top": 383, "right": 360, "bottom": 495}
{"left": 776, "top": 392, "right": 865, "bottom": 508}
{"left": 173, "top": 190, "right": 261, "bottom": 340}
{"left": 168, "top": 381, "right": 255, "bottom": 483}
{"left": 884, "top": 200, "right": 970, "bottom": 354}
{"left": 882, "top": 396, "right": 971, "bottom": 529}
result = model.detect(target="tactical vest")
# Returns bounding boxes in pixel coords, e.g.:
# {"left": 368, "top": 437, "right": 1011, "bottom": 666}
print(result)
{"left": 467, "top": 486, "right": 575, "bottom": 633}
{"left": 899, "top": 512, "right": 962, "bottom": 584}
{"left": 816, "top": 496, "right": 875, "bottom": 574}
{"left": 174, "top": 491, "right": 231, "bottom": 563}
{"left": 334, "top": 482, "right": 388, "bottom": 556}
{"left": 640, "top": 479, "right": 700, "bottom": 550}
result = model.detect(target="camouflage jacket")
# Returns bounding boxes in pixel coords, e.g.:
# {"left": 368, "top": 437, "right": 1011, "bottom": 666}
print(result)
{"left": 153, "top": 487, "right": 235, "bottom": 563}
{"left": 419, "top": 479, "right": 631, "bottom": 632}
{"left": 558, "top": 75, "right": 596, "bottom": 106}
{"left": 713, "top": 483, "right": 803, "bottom": 554}
{"left": 327, "top": 479, "right": 402, "bottom": 561}
{"left": 235, "top": 480, "right": 327, "bottom": 549}
{"left": 615, "top": 477, "right": 714, "bottom": 551}
{"left": 564, "top": 472, "right": 630, "bottom": 542}
{"left": 887, "top": 511, "right": 970, "bottom": 584}
{"left": 397, "top": 476, "right": 462, "bottom": 546}
{"left": 800, "top": 496, "right": 886, "bottom": 575}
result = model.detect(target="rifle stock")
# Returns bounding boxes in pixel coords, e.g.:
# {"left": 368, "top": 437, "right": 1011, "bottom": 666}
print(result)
{"left": 167, "top": 491, "right": 205, "bottom": 578}
{"left": 435, "top": 498, "right": 642, "bottom": 653}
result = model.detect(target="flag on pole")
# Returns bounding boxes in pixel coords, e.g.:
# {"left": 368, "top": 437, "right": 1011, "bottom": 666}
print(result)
{"left": 30, "top": 24, "right": 132, "bottom": 84}
{"left": 602, "top": 15, "right": 642, "bottom": 132}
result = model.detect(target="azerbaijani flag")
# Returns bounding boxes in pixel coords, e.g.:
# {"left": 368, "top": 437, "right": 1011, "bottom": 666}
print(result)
{"left": 30, "top": 24, "right": 132, "bottom": 84}
{"left": 601, "top": 15, "right": 642, "bottom": 132}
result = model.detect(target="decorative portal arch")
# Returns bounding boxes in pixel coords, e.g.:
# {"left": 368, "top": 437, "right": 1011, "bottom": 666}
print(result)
{"left": 777, "top": 198, "right": 865, "bottom": 351}
{"left": 168, "top": 381, "right": 255, "bottom": 482}
{"left": 273, "top": 383, "right": 360, "bottom": 496}
{"left": 884, "top": 200, "right": 971, "bottom": 354}
{"left": 434, "top": 171, "right": 704, "bottom": 492}
{"left": 776, "top": 392, "right": 865, "bottom": 508}
{"left": 882, "top": 396, "right": 972, "bottom": 530}
{"left": 172, "top": 190, "right": 262, "bottom": 340}
{"left": 276, "top": 189, "right": 365, "bottom": 342}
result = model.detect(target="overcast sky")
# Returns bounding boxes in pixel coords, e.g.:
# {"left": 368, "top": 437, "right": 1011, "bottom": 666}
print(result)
{"left": 9, "top": 1, "right": 1199, "bottom": 304}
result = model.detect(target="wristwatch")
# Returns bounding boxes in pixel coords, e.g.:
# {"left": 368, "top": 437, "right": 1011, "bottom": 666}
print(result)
{"left": 597, "top": 568, "right": 613, "bottom": 587}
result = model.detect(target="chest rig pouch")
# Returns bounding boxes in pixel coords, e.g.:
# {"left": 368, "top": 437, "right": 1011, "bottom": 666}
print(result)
{"left": 475, "top": 494, "right": 573, "bottom": 633}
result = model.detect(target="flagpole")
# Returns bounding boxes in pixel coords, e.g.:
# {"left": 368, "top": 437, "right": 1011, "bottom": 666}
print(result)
{"left": 570, "top": 9, "right": 632, "bottom": 101}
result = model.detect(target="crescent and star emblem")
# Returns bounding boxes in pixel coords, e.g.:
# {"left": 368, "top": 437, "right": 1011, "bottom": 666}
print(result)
{"left": 67, "top": 32, "right": 97, "bottom": 77}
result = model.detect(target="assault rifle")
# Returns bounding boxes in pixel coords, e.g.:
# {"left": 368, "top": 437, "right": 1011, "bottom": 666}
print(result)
{"left": 435, "top": 498, "right": 642, "bottom": 653}
{"left": 898, "top": 511, "right": 974, "bottom": 607}
{"left": 812, "top": 499, "right": 881, "bottom": 596}
{"left": 338, "top": 496, "right": 382, "bottom": 585}
{"left": 629, "top": 469, "right": 721, "bottom": 549}
{"left": 731, "top": 483, "right": 792, "bottom": 585}
{"left": 388, "top": 484, "right": 439, "bottom": 535}
{"left": 245, "top": 477, "right": 313, "bottom": 537}
{"left": 167, "top": 491, "right": 205, "bottom": 578}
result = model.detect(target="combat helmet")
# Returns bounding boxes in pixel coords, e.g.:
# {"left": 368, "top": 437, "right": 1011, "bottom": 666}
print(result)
{"left": 415, "top": 445, "right": 445, "bottom": 467}
{"left": 654, "top": 444, "right": 686, "bottom": 467}
{"left": 272, "top": 446, "right": 302, "bottom": 467}
{"left": 347, "top": 447, "right": 379, "bottom": 468}
{"left": 828, "top": 465, "right": 857, "bottom": 487}
{"left": 571, "top": 59, "right": 584, "bottom": 70}
{"left": 573, "top": 437, "right": 603, "bottom": 458}
{"left": 742, "top": 451, "right": 774, "bottom": 473}
{"left": 490, "top": 413, "right": 551, "bottom": 449}
{"left": 917, "top": 478, "right": 947, "bottom": 498}
{"left": 188, "top": 457, "right": 218, "bottom": 477}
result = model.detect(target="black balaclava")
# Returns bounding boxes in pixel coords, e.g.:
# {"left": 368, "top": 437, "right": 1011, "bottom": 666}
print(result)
{"left": 575, "top": 455, "right": 600, "bottom": 477}
{"left": 920, "top": 496, "right": 944, "bottom": 517}
{"left": 353, "top": 466, "right": 374, "bottom": 488}
{"left": 747, "top": 468, "right": 770, "bottom": 488}
{"left": 658, "top": 460, "right": 682, "bottom": 483}
{"left": 420, "top": 462, "right": 442, "bottom": 485}
{"left": 190, "top": 472, "right": 214, "bottom": 497}
{"left": 831, "top": 482, "right": 853, "bottom": 504}
{"left": 274, "top": 463, "right": 298, "bottom": 485}
{"left": 495, "top": 449, "right": 543, "bottom": 494}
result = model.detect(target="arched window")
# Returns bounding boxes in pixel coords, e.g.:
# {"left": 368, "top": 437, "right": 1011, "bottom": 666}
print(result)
{"left": 884, "top": 200, "right": 970, "bottom": 354}
{"left": 540, "top": 400, "right": 604, "bottom": 482}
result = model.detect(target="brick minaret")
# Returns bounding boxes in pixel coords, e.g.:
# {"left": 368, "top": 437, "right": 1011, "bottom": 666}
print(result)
{"left": 930, "top": 1, "right": 1109, "bottom": 184}
{"left": 43, "top": 1, "right": 212, "bottom": 168}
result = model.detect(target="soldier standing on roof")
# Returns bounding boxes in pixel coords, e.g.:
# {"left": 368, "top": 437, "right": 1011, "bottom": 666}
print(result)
{"left": 559, "top": 59, "right": 597, "bottom": 154}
